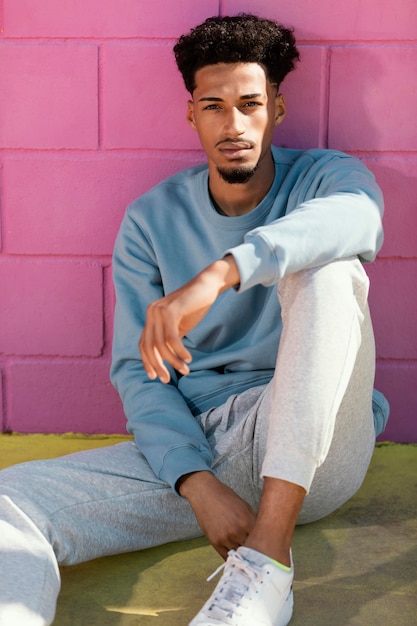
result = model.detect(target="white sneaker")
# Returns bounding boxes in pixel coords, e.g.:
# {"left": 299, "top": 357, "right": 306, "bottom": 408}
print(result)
{"left": 189, "top": 546, "right": 294, "bottom": 626}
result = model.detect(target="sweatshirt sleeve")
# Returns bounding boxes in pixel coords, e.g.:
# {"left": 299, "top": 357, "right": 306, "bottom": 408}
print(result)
{"left": 110, "top": 206, "right": 213, "bottom": 493}
{"left": 227, "top": 153, "right": 384, "bottom": 292}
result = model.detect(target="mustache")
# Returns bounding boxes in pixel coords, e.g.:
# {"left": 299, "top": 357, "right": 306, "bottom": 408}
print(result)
{"left": 215, "top": 138, "right": 255, "bottom": 149}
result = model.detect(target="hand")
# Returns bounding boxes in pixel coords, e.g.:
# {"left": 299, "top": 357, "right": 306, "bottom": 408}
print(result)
{"left": 178, "top": 471, "right": 256, "bottom": 560}
{"left": 139, "top": 256, "right": 239, "bottom": 383}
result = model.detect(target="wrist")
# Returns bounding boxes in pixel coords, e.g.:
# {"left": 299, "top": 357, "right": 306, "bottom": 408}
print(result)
{"left": 206, "top": 255, "right": 240, "bottom": 294}
{"left": 177, "top": 470, "right": 216, "bottom": 499}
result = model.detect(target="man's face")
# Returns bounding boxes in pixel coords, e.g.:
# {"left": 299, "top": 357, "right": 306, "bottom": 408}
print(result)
{"left": 187, "top": 62, "right": 286, "bottom": 184}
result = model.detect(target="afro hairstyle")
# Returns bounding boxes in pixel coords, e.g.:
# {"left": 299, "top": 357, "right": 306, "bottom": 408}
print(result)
{"left": 174, "top": 13, "right": 300, "bottom": 93}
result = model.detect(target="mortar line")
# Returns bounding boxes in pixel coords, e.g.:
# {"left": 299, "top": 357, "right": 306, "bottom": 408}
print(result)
{"left": 319, "top": 46, "right": 331, "bottom": 149}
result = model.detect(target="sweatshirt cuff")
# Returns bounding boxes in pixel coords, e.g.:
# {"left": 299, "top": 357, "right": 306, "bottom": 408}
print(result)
{"left": 225, "top": 238, "right": 277, "bottom": 293}
{"left": 159, "top": 445, "right": 213, "bottom": 495}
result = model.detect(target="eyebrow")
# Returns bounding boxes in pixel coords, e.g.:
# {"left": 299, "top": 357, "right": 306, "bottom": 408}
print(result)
{"left": 198, "top": 93, "right": 264, "bottom": 102}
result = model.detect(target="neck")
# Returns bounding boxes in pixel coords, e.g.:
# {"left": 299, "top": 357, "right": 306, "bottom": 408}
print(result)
{"left": 208, "top": 152, "right": 275, "bottom": 217}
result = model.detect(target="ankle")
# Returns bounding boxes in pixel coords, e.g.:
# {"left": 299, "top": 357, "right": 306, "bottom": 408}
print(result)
{"left": 243, "top": 537, "right": 292, "bottom": 568}
{"left": 243, "top": 476, "right": 304, "bottom": 567}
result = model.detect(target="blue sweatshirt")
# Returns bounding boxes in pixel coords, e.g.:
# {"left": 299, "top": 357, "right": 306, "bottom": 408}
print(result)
{"left": 111, "top": 146, "right": 389, "bottom": 492}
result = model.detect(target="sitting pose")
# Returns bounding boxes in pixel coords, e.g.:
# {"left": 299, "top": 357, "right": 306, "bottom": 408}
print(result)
{"left": 0, "top": 14, "right": 389, "bottom": 626}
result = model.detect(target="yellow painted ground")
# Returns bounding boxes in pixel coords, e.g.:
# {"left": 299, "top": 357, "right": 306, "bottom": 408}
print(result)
{"left": 1, "top": 435, "right": 416, "bottom": 625}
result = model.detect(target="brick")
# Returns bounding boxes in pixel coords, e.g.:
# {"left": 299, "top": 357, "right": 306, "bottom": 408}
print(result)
{"left": 375, "top": 362, "right": 417, "bottom": 443}
{"left": 223, "top": 0, "right": 417, "bottom": 41}
{"left": 0, "top": 44, "right": 98, "bottom": 149}
{"left": 366, "top": 260, "right": 417, "bottom": 360}
{"left": 3, "top": 153, "right": 204, "bottom": 255}
{"left": 362, "top": 157, "right": 417, "bottom": 259}
{"left": 4, "top": 0, "right": 218, "bottom": 38}
{"left": 274, "top": 46, "right": 324, "bottom": 149}
{"left": 0, "top": 260, "right": 103, "bottom": 356}
{"left": 329, "top": 47, "right": 417, "bottom": 151}
{"left": 9, "top": 360, "right": 126, "bottom": 434}
{"left": 0, "top": 368, "right": 4, "bottom": 431}
{"left": 102, "top": 43, "right": 200, "bottom": 149}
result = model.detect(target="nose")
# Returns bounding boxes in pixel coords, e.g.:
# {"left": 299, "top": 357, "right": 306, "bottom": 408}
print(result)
{"left": 223, "top": 107, "right": 245, "bottom": 136}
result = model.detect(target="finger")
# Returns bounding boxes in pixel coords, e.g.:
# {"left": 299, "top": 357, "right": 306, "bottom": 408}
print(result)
{"left": 141, "top": 340, "right": 170, "bottom": 383}
{"left": 163, "top": 342, "right": 191, "bottom": 377}
{"left": 138, "top": 337, "right": 157, "bottom": 380}
{"left": 229, "top": 530, "right": 249, "bottom": 550}
{"left": 215, "top": 544, "right": 229, "bottom": 560}
{"left": 155, "top": 340, "right": 190, "bottom": 377}
{"left": 151, "top": 322, "right": 183, "bottom": 380}
{"left": 141, "top": 337, "right": 185, "bottom": 384}
{"left": 166, "top": 333, "right": 192, "bottom": 368}
{"left": 152, "top": 347, "right": 171, "bottom": 383}
{"left": 139, "top": 316, "right": 171, "bottom": 383}
{"left": 153, "top": 314, "right": 191, "bottom": 377}
{"left": 141, "top": 321, "right": 189, "bottom": 384}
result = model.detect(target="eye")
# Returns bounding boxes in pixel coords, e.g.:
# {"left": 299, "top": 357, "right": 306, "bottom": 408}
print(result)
{"left": 242, "top": 101, "right": 261, "bottom": 108}
{"left": 203, "top": 103, "right": 221, "bottom": 111}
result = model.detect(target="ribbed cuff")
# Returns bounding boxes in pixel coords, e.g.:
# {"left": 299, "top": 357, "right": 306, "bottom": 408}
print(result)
{"left": 225, "top": 238, "right": 276, "bottom": 293}
{"left": 159, "top": 445, "right": 213, "bottom": 495}
{"left": 261, "top": 445, "right": 318, "bottom": 494}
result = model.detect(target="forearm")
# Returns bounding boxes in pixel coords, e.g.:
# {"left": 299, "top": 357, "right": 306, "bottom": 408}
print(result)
{"left": 139, "top": 255, "right": 240, "bottom": 384}
{"left": 177, "top": 469, "right": 217, "bottom": 499}
{"left": 202, "top": 254, "right": 241, "bottom": 293}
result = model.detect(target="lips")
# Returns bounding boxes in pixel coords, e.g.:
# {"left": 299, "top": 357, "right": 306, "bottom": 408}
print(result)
{"left": 217, "top": 141, "right": 253, "bottom": 158}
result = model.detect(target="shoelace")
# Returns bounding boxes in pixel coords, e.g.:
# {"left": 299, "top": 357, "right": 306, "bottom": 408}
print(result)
{"left": 204, "top": 550, "right": 262, "bottom": 618}
{"left": 206, "top": 550, "right": 255, "bottom": 581}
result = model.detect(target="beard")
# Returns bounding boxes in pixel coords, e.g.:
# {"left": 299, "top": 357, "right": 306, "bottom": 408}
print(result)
{"left": 216, "top": 164, "right": 258, "bottom": 184}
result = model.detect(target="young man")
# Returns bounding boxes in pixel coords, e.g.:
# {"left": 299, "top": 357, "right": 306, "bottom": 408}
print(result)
{"left": 0, "top": 14, "right": 389, "bottom": 626}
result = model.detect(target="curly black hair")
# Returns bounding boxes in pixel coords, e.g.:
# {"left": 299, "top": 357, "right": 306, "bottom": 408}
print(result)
{"left": 174, "top": 14, "right": 300, "bottom": 94}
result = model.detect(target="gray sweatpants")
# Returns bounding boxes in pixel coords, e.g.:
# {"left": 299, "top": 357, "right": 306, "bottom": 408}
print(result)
{"left": 0, "top": 258, "right": 377, "bottom": 625}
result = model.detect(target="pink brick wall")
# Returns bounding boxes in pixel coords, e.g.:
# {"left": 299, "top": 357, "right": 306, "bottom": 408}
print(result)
{"left": 0, "top": 1, "right": 415, "bottom": 441}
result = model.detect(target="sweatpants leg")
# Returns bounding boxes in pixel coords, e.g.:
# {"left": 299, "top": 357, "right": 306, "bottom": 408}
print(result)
{"left": 0, "top": 496, "right": 60, "bottom": 626}
{"left": 0, "top": 430, "right": 261, "bottom": 626}
{"left": 194, "top": 257, "right": 377, "bottom": 523}
{"left": 0, "top": 441, "right": 205, "bottom": 625}
{"left": 258, "top": 257, "right": 377, "bottom": 522}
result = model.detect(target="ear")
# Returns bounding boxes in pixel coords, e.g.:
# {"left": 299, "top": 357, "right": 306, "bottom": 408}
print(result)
{"left": 274, "top": 94, "right": 286, "bottom": 127}
{"left": 186, "top": 100, "right": 197, "bottom": 130}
